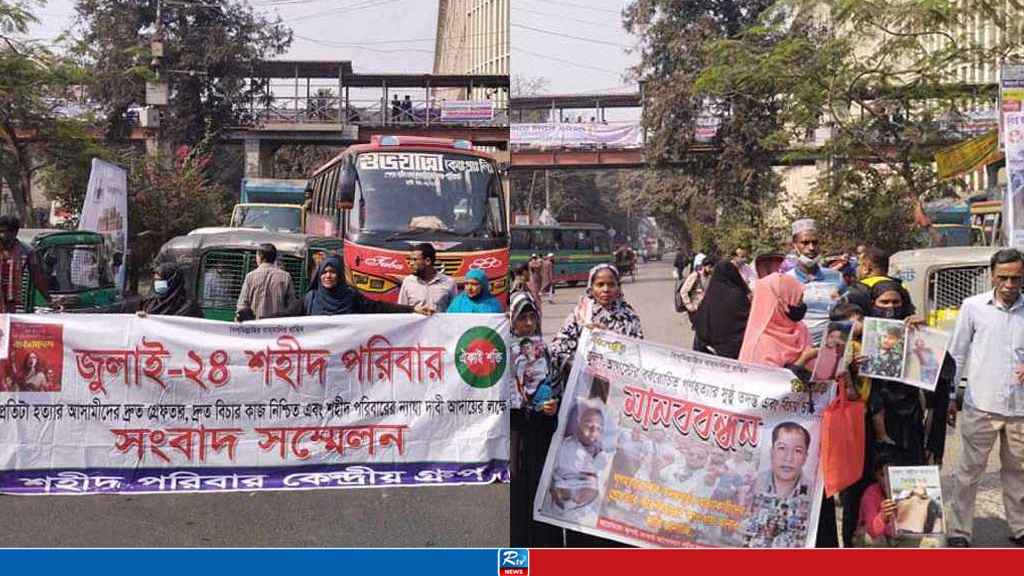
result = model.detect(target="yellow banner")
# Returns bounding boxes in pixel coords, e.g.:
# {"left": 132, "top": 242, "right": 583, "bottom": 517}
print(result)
{"left": 936, "top": 130, "right": 1001, "bottom": 180}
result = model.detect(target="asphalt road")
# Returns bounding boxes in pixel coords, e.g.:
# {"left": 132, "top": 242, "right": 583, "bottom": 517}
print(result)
{"left": 0, "top": 483, "right": 508, "bottom": 547}
{"left": 541, "top": 255, "right": 1014, "bottom": 548}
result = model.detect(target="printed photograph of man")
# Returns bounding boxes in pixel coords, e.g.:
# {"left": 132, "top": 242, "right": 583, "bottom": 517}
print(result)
{"left": 756, "top": 421, "right": 811, "bottom": 499}
{"left": 544, "top": 398, "right": 610, "bottom": 526}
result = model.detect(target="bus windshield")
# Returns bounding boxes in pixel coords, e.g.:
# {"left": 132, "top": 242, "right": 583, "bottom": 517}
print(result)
{"left": 232, "top": 205, "right": 302, "bottom": 234}
{"left": 354, "top": 151, "right": 502, "bottom": 237}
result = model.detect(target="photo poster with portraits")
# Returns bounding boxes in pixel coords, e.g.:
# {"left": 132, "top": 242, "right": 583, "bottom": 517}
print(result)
{"left": 859, "top": 318, "right": 949, "bottom": 392}
{"left": 810, "top": 321, "right": 853, "bottom": 383}
{"left": 532, "top": 329, "right": 831, "bottom": 548}
{"left": 887, "top": 466, "right": 945, "bottom": 536}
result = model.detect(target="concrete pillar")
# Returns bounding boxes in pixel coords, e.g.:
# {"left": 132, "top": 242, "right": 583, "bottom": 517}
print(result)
{"left": 244, "top": 138, "right": 274, "bottom": 179}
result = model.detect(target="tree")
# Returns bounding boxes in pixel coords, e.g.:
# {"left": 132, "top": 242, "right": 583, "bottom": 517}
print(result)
{"left": 72, "top": 0, "right": 292, "bottom": 146}
{"left": 273, "top": 144, "right": 341, "bottom": 180}
{"left": 697, "top": 0, "right": 1011, "bottom": 251}
{"left": 127, "top": 129, "right": 233, "bottom": 285}
{"left": 623, "top": 0, "right": 784, "bottom": 254}
{"left": 0, "top": 0, "right": 110, "bottom": 221}
{"left": 511, "top": 75, "right": 549, "bottom": 97}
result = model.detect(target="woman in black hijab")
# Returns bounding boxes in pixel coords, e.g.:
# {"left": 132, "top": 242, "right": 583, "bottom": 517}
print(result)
{"left": 139, "top": 263, "right": 202, "bottom": 317}
{"left": 303, "top": 254, "right": 431, "bottom": 316}
{"left": 692, "top": 261, "right": 751, "bottom": 358}
{"left": 865, "top": 279, "right": 927, "bottom": 465}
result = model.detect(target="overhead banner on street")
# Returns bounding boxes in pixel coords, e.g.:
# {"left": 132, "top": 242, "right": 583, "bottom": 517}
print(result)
{"left": 0, "top": 314, "right": 509, "bottom": 494}
{"left": 936, "top": 130, "right": 1001, "bottom": 181}
{"left": 440, "top": 100, "right": 495, "bottom": 122}
{"left": 533, "top": 330, "right": 829, "bottom": 548}
{"left": 1005, "top": 111, "right": 1024, "bottom": 248}
{"left": 511, "top": 122, "right": 644, "bottom": 149}
{"left": 79, "top": 159, "right": 128, "bottom": 292}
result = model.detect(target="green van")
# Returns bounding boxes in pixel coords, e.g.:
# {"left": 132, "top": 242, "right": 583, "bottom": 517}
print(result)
{"left": 17, "top": 228, "right": 123, "bottom": 313}
{"left": 154, "top": 229, "right": 343, "bottom": 321}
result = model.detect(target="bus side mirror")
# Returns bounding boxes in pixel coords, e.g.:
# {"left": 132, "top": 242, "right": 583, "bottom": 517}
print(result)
{"left": 338, "top": 164, "right": 356, "bottom": 209}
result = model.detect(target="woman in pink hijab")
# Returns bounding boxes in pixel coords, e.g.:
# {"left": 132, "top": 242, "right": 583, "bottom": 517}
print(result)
{"left": 739, "top": 272, "right": 817, "bottom": 370}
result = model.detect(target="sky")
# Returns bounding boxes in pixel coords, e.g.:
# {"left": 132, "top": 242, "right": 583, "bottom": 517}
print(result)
{"left": 26, "top": 0, "right": 440, "bottom": 74}
{"left": 25, "top": 0, "right": 641, "bottom": 114}
{"left": 511, "top": 0, "right": 639, "bottom": 96}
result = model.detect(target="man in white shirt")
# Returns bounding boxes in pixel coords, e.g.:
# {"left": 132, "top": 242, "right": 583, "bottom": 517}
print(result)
{"left": 398, "top": 243, "right": 456, "bottom": 312}
{"left": 946, "top": 248, "right": 1024, "bottom": 548}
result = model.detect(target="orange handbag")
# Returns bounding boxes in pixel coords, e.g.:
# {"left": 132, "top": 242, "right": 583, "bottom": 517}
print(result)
{"left": 821, "top": 375, "right": 866, "bottom": 498}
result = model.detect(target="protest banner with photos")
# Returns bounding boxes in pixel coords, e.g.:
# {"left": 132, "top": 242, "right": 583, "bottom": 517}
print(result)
{"left": 0, "top": 314, "right": 509, "bottom": 494}
{"left": 859, "top": 318, "right": 949, "bottom": 392}
{"left": 533, "top": 329, "right": 831, "bottom": 548}
{"left": 887, "top": 466, "right": 945, "bottom": 536}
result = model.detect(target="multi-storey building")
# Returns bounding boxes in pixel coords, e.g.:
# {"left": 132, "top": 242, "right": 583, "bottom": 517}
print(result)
{"left": 434, "top": 0, "right": 509, "bottom": 104}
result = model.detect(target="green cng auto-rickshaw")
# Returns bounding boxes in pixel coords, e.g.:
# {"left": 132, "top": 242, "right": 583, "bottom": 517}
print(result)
{"left": 17, "top": 228, "right": 123, "bottom": 313}
{"left": 154, "top": 229, "right": 343, "bottom": 321}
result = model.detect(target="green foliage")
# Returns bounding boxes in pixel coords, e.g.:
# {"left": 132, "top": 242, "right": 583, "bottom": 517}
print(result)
{"left": 273, "top": 144, "right": 341, "bottom": 180}
{"left": 630, "top": 0, "right": 1019, "bottom": 250}
{"left": 127, "top": 130, "right": 233, "bottom": 277}
{"left": 624, "top": 0, "right": 784, "bottom": 250}
{"left": 786, "top": 165, "right": 940, "bottom": 255}
{"left": 72, "top": 0, "right": 292, "bottom": 146}
{"left": 0, "top": 0, "right": 113, "bottom": 220}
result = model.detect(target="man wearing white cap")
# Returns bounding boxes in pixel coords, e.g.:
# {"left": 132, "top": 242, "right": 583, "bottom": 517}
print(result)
{"left": 786, "top": 218, "right": 846, "bottom": 345}
{"left": 542, "top": 253, "right": 556, "bottom": 303}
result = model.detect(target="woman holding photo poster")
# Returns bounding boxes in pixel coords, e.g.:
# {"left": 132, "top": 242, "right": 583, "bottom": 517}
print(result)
{"left": 551, "top": 264, "right": 644, "bottom": 370}
{"left": 550, "top": 263, "right": 643, "bottom": 547}
{"left": 739, "top": 273, "right": 842, "bottom": 547}
{"left": 862, "top": 280, "right": 929, "bottom": 467}
{"left": 738, "top": 273, "right": 817, "bottom": 375}
{"left": 509, "top": 292, "right": 563, "bottom": 548}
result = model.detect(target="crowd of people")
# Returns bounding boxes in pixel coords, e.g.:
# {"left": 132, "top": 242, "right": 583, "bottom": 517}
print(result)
{"left": 4, "top": 205, "right": 1022, "bottom": 548}
{"left": 510, "top": 216, "right": 1024, "bottom": 549}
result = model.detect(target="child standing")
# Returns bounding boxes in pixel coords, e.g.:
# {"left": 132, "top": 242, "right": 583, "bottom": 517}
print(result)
{"left": 509, "top": 292, "right": 562, "bottom": 547}
{"left": 854, "top": 448, "right": 899, "bottom": 546}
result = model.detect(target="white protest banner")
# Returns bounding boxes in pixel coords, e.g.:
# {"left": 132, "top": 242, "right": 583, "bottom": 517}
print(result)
{"left": 1005, "top": 111, "right": 1024, "bottom": 249}
{"left": 511, "top": 122, "right": 644, "bottom": 149}
{"left": 0, "top": 314, "right": 509, "bottom": 494}
{"left": 441, "top": 100, "right": 495, "bottom": 122}
{"left": 79, "top": 159, "right": 128, "bottom": 291}
{"left": 533, "top": 329, "right": 830, "bottom": 548}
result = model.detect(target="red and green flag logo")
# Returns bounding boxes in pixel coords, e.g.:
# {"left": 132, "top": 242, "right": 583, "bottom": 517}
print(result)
{"left": 455, "top": 327, "right": 507, "bottom": 389}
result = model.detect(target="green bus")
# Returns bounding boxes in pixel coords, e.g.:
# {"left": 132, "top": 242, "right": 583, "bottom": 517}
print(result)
{"left": 510, "top": 223, "right": 613, "bottom": 286}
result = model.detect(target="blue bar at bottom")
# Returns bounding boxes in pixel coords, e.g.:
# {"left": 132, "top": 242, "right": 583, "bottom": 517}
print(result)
{"left": 0, "top": 549, "right": 504, "bottom": 576}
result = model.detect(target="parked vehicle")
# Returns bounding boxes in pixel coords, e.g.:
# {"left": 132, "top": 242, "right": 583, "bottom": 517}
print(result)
{"left": 155, "top": 229, "right": 342, "bottom": 321}
{"left": 17, "top": 228, "right": 125, "bottom": 313}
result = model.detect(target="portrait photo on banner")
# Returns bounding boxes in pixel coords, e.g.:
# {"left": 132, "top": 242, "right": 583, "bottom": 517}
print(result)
{"left": 534, "top": 330, "right": 827, "bottom": 548}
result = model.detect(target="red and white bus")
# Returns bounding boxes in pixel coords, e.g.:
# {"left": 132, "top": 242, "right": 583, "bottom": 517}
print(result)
{"left": 306, "top": 135, "right": 509, "bottom": 306}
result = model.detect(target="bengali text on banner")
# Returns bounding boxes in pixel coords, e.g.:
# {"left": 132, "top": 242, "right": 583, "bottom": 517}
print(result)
{"left": 533, "top": 329, "right": 831, "bottom": 548}
{"left": 0, "top": 314, "right": 509, "bottom": 494}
